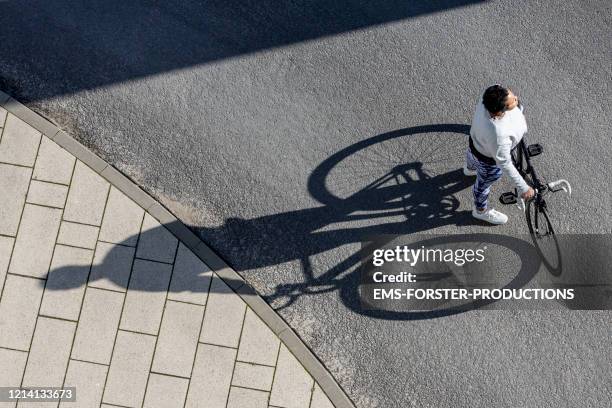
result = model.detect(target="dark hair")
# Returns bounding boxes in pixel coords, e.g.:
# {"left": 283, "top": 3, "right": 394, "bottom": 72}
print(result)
{"left": 482, "top": 85, "right": 509, "bottom": 114}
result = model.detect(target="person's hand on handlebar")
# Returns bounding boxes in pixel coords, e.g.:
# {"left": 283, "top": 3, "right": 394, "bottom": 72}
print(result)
{"left": 521, "top": 187, "right": 535, "bottom": 200}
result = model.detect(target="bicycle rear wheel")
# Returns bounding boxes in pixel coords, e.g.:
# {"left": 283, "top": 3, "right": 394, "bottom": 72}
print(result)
{"left": 526, "top": 200, "right": 562, "bottom": 275}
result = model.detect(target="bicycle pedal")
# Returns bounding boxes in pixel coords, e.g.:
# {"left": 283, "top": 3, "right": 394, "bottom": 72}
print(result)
{"left": 499, "top": 192, "right": 517, "bottom": 205}
{"left": 527, "top": 143, "right": 543, "bottom": 157}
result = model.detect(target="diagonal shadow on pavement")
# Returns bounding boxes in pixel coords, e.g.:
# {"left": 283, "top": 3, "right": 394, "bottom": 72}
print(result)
{"left": 0, "top": 0, "right": 485, "bottom": 100}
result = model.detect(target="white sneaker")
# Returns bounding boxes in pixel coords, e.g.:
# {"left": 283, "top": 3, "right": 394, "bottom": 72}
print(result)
{"left": 472, "top": 208, "right": 508, "bottom": 225}
{"left": 463, "top": 164, "right": 477, "bottom": 177}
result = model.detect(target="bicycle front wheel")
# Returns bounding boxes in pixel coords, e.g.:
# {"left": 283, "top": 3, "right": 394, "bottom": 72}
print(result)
{"left": 526, "top": 200, "right": 562, "bottom": 275}
{"left": 526, "top": 200, "right": 554, "bottom": 236}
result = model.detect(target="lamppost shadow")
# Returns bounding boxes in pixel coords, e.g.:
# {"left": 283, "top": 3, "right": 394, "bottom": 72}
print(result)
{"left": 0, "top": 0, "right": 486, "bottom": 100}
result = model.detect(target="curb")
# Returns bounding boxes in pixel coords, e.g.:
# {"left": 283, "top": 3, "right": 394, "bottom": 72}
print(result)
{"left": 0, "top": 90, "right": 356, "bottom": 408}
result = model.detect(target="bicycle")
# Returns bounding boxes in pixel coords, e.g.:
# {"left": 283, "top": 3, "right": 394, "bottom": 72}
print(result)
{"left": 499, "top": 134, "right": 571, "bottom": 274}
{"left": 499, "top": 137, "right": 571, "bottom": 235}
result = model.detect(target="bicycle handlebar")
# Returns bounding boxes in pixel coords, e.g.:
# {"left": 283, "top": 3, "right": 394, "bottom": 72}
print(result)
{"left": 547, "top": 179, "right": 572, "bottom": 196}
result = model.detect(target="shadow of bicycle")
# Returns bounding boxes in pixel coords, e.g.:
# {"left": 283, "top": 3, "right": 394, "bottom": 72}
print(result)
{"left": 43, "top": 123, "right": 593, "bottom": 319}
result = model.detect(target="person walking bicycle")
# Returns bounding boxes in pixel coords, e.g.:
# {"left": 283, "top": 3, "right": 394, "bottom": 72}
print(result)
{"left": 464, "top": 84, "right": 535, "bottom": 224}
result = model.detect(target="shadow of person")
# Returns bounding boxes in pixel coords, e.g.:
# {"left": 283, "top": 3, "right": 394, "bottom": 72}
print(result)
{"left": 43, "top": 162, "right": 474, "bottom": 297}
{"left": 42, "top": 221, "right": 221, "bottom": 293}
{"left": 193, "top": 124, "right": 499, "bottom": 310}
{"left": 44, "top": 123, "right": 554, "bottom": 319}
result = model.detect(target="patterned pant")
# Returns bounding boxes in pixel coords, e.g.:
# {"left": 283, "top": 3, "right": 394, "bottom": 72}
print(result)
{"left": 466, "top": 149, "right": 502, "bottom": 209}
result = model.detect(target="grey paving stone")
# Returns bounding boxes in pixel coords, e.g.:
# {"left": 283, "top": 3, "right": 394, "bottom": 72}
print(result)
{"left": 200, "top": 274, "right": 246, "bottom": 348}
{"left": 16, "top": 397, "right": 58, "bottom": 408}
{"left": 0, "top": 347, "right": 26, "bottom": 408}
{"left": 0, "top": 236, "right": 14, "bottom": 295}
{"left": 40, "top": 245, "right": 93, "bottom": 321}
{"left": 56, "top": 221, "right": 99, "bottom": 250}
{"left": 120, "top": 259, "right": 172, "bottom": 335}
{"left": 88, "top": 241, "right": 135, "bottom": 292}
{"left": 0, "top": 347, "right": 27, "bottom": 390}
{"left": 26, "top": 180, "right": 68, "bottom": 208}
{"left": 311, "top": 384, "right": 335, "bottom": 408}
{"left": 32, "top": 137, "right": 75, "bottom": 185}
{"left": 0, "top": 396, "right": 16, "bottom": 408}
{"left": 227, "top": 387, "right": 269, "bottom": 408}
{"left": 1, "top": 398, "right": 16, "bottom": 408}
{"left": 237, "top": 308, "right": 281, "bottom": 366}
{"left": 71, "top": 288, "right": 124, "bottom": 365}
{"left": 185, "top": 344, "right": 236, "bottom": 408}
{"left": 22, "top": 317, "right": 76, "bottom": 387}
{"left": 99, "top": 186, "right": 144, "bottom": 247}
{"left": 168, "top": 243, "right": 212, "bottom": 305}
{"left": 15, "top": 399, "right": 58, "bottom": 408}
{"left": 103, "top": 330, "right": 156, "bottom": 408}
{"left": 0, "top": 163, "right": 31, "bottom": 236}
{"left": 136, "top": 213, "right": 178, "bottom": 264}
{"left": 0, "top": 114, "right": 41, "bottom": 167}
{"left": 143, "top": 374, "right": 189, "bottom": 408}
{"left": 0, "top": 274, "right": 44, "bottom": 351}
{"left": 232, "top": 362, "right": 275, "bottom": 391}
{"left": 63, "top": 161, "right": 109, "bottom": 226}
{"left": 8, "top": 204, "right": 62, "bottom": 278}
{"left": 60, "top": 360, "right": 107, "bottom": 408}
{"left": 270, "top": 345, "right": 314, "bottom": 408}
{"left": 277, "top": 329, "right": 350, "bottom": 408}
{"left": 152, "top": 300, "right": 203, "bottom": 377}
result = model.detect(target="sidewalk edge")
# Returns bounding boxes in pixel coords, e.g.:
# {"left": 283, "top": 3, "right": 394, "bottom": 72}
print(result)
{"left": 0, "top": 90, "right": 356, "bottom": 408}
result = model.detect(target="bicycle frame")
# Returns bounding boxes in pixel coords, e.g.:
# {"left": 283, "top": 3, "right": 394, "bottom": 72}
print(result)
{"left": 512, "top": 138, "right": 549, "bottom": 219}
{"left": 513, "top": 138, "right": 546, "bottom": 191}
{"left": 512, "top": 137, "right": 571, "bottom": 206}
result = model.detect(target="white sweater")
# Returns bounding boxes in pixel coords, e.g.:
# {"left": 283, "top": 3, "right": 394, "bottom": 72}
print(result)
{"left": 469, "top": 101, "right": 530, "bottom": 193}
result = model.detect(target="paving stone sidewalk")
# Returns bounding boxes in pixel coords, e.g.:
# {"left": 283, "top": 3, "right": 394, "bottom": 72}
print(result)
{"left": 0, "top": 102, "right": 341, "bottom": 408}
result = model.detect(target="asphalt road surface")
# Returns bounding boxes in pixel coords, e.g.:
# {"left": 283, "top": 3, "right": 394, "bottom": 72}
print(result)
{"left": 2, "top": 1, "right": 611, "bottom": 407}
